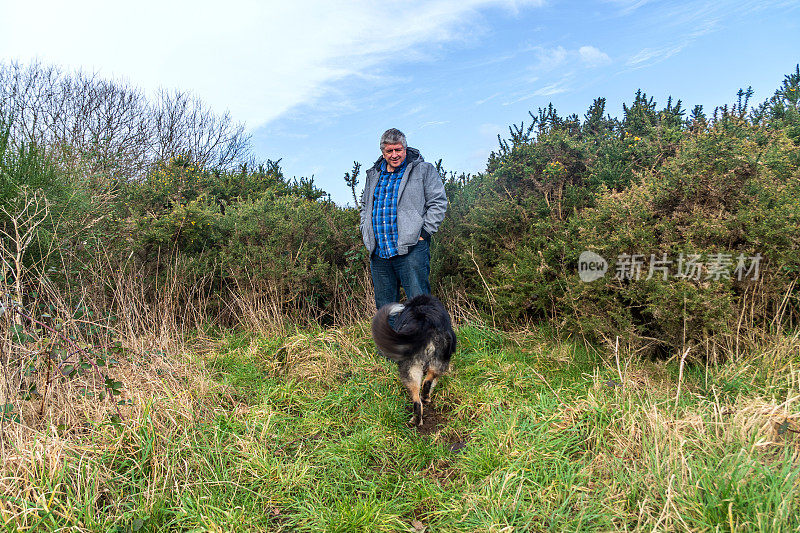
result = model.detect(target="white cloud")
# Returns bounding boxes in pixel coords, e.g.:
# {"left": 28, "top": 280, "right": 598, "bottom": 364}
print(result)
{"left": 533, "top": 46, "right": 569, "bottom": 70}
{"left": 501, "top": 79, "right": 569, "bottom": 105}
{"left": 475, "top": 91, "right": 504, "bottom": 105}
{"left": 626, "top": 44, "right": 686, "bottom": 67}
{"left": 525, "top": 45, "right": 611, "bottom": 73}
{"left": 420, "top": 120, "right": 450, "bottom": 128}
{"left": 0, "top": 0, "right": 544, "bottom": 128}
{"left": 497, "top": 45, "right": 607, "bottom": 105}
{"left": 603, "top": 0, "right": 651, "bottom": 15}
{"left": 533, "top": 81, "right": 569, "bottom": 96}
{"left": 579, "top": 46, "right": 612, "bottom": 67}
{"left": 616, "top": 0, "right": 777, "bottom": 72}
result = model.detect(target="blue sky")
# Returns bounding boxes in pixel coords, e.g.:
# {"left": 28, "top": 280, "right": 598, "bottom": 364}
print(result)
{"left": 2, "top": 0, "right": 799, "bottom": 204}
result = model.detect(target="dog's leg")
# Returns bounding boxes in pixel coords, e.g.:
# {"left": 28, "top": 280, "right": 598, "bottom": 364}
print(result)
{"left": 421, "top": 369, "right": 438, "bottom": 404}
{"left": 422, "top": 378, "right": 438, "bottom": 404}
{"left": 403, "top": 363, "right": 425, "bottom": 426}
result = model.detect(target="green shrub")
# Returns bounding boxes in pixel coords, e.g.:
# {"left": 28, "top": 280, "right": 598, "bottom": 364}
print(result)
{"left": 434, "top": 69, "right": 800, "bottom": 354}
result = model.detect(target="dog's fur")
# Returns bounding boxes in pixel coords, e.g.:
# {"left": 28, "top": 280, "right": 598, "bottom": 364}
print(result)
{"left": 371, "top": 294, "right": 456, "bottom": 426}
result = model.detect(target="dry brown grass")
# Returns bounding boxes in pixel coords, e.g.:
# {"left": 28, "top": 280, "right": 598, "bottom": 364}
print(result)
{"left": 2, "top": 251, "right": 798, "bottom": 530}
{"left": 0, "top": 256, "right": 241, "bottom": 529}
{"left": 0, "top": 338, "right": 225, "bottom": 529}
{"left": 541, "top": 330, "right": 800, "bottom": 531}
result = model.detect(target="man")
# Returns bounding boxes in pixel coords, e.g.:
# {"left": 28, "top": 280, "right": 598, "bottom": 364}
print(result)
{"left": 360, "top": 128, "right": 448, "bottom": 311}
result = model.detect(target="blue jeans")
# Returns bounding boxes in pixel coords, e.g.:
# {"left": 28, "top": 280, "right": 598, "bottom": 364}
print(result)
{"left": 370, "top": 238, "right": 431, "bottom": 311}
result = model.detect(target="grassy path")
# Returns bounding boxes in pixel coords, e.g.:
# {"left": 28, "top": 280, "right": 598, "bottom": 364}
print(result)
{"left": 3, "top": 324, "right": 800, "bottom": 531}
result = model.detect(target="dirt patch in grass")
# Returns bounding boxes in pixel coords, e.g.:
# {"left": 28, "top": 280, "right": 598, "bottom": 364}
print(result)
{"left": 416, "top": 408, "right": 446, "bottom": 435}
{"left": 413, "top": 402, "right": 471, "bottom": 455}
{"left": 415, "top": 402, "right": 453, "bottom": 435}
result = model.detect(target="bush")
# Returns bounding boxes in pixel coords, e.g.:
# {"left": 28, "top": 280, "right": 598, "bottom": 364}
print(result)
{"left": 434, "top": 69, "right": 800, "bottom": 355}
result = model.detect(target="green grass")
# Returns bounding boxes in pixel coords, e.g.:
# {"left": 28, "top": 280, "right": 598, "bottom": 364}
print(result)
{"left": 4, "top": 324, "right": 800, "bottom": 531}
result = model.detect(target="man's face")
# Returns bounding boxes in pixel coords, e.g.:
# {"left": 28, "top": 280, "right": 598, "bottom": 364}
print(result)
{"left": 382, "top": 143, "right": 406, "bottom": 171}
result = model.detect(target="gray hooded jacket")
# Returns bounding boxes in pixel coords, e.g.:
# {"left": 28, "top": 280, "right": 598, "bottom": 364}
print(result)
{"left": 360, "top": 147, "right": 448, "bottom": 256}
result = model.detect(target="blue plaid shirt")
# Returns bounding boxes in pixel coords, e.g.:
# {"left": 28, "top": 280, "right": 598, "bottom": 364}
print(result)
{"left": 372, "top": 159, "right": 408, "bottom": 258}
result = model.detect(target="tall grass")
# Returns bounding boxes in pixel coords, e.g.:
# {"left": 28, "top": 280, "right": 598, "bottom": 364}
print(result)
{"left": 2, "top": 61, "right": 799, "bottom": 531}
{"left": 2, "top": 305, "right": 798, "bottom": 531}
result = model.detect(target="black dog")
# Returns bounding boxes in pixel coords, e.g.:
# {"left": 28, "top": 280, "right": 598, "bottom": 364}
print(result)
{"left": 371, "top": 294, "right": 456, "bottom": 426}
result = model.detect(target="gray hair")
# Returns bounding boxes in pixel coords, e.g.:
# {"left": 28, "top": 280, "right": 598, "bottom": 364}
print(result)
{"left": 380, "top": 128, "right": 407, "bottom": 150}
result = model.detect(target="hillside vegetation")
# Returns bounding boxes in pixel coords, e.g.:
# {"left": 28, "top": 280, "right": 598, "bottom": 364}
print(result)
{"left": 2, "top": 62, "right": 798, "bottom": 342}
{"left": 3, "top": 325, "right": 800, "bottom": 531}
{"left": 1, "top": 61, "right": 799, "bottom": 531}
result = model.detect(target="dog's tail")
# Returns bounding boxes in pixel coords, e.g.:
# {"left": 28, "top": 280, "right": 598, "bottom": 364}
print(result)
{"left": 371, "top": 303, "right": 418, "bottom": 362}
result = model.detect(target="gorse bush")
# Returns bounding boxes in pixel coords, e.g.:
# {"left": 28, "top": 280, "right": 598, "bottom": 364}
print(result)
{"left": 568, "top": 119, "right": 800, "bottom": 355}
{"left": 434, "top": 68, "right": 800, "bottom": 357}
{"left": 433, "top": 91, "right": 690, "bottom": 324}
{"left": 97, "top": 157, "right": 367, "bottom": 324}
{"left": 2, "top": 60, "right": 799, "bottom": 357}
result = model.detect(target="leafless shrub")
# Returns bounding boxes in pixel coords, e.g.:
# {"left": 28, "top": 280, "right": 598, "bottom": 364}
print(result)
{"left": 152, "top": 88, "right": 249, "bottom": 169}
{"left": 0, "top": 60, "right": 251, "bottom": 181}
{"left": 0, "top": 187, "right": 49, "bottom": 308}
